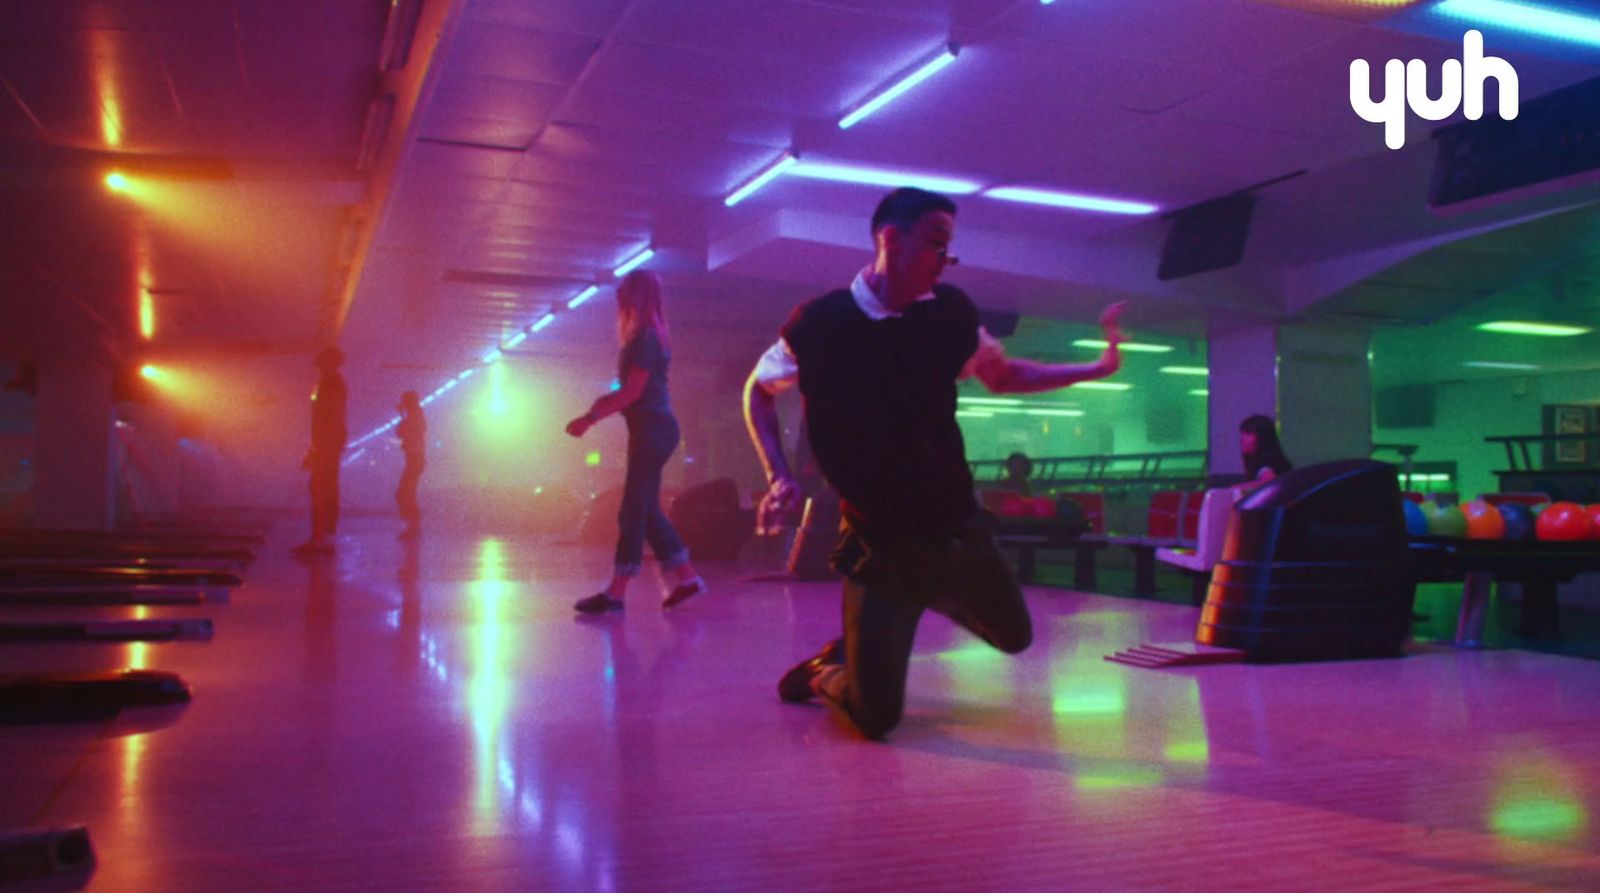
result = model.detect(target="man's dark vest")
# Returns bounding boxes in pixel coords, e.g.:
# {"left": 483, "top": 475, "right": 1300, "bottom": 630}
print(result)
{"left": 781, "top": 284, "right": 980, "bottom": 536}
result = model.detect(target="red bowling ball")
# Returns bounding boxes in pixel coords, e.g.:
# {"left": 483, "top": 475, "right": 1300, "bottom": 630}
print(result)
{"left": 1461, "top": 500, "right": 1504, "bottom": 540}
{"left": 1535, "top": 502, "right": 1593, "bottom": 542}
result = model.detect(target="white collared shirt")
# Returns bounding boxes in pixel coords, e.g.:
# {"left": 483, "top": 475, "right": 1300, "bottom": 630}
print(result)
{"left": 752, "top": 268, "right": 1001, "bottom": 393}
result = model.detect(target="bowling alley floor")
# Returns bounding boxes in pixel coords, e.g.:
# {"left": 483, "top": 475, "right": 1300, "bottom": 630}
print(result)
{"left": 7, "top": 520, "right": 1600, "bottom": 892}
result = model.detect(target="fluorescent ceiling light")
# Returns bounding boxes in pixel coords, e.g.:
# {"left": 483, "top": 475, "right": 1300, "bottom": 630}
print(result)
{"left": 456, "top": 368, "right": 475, "bottom": 382}
{"left": 986, "top": 186, "right": 1159, "bottom": 216}
{"left": 955, "top": 410, "right": 995, "bottom": 418}
{"left": 839, "top": 45, "right": 959, "bottom": 130}
{"left": 1463, "top": 360, "right": 1539, "bottom": 369}
{"left": 1159, "top": 366, "right": 1209, "bottom": 376}
{"left": 531, "top": 314, "right": 555, "bottom": 332}
{"left": 1189, "top": 389, "right": 1209, "bottom": 397}
{"left": 788, "top": 160, "right": 982, "bottom": 194}
{"left": 725, "top": 153, "right": 797, "bottom": 206}
{"left": 1073, "top": 339, "right": 1173, "bottom": 353}
{"left": 1069, "top": 381, "right": 1132, "bottom": 391}
{"left": 1433, "top": 0, "right": 1600, "bottom": 48}
{"left": 1021, "top": 408, "right": 1085, "bottom": 417}
{"left": 567, "top": 286, "right": 600, "bottom": 310}
{"left": 481, "top": 349, "right": 503, "bottom": 365}
{"left": 503, "top": 331, "right": 527, "bottom": 349}
{"left": 958, "top": 396, "right": 1025, "bottom": 406}
{"left": 613, "top": 248, "right": 655, "bottom": 277}
{"left": 1477, "top": 320, "right": 1592, "bottom": 336}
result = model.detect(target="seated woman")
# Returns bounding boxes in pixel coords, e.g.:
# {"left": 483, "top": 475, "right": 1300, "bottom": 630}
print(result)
{"left": 1239, "top": 415, "right": 1293, "bottom": 485}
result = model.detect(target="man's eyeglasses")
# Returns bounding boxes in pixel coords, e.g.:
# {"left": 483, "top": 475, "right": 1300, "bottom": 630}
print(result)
{"left": 922, "top": 237, "right": 958, "bottom": 266}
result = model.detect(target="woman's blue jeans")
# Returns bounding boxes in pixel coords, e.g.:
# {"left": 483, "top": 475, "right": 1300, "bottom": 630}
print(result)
{"left": 614, "top": 412, "right": 689, "bottom": 577}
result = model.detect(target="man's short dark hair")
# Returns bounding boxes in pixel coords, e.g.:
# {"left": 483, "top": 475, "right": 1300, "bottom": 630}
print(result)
{"left": 870, "top": 187, "right": 957, "bottom": 238}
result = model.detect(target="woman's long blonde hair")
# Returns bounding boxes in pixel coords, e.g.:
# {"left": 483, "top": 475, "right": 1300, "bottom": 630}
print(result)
{"left": 616, "top": 270, "right": 670, "bottom": 350}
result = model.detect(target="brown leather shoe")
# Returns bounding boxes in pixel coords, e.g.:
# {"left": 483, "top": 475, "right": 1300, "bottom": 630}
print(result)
{"left": 777, "top": 639, "right": 843, "bottom": 702}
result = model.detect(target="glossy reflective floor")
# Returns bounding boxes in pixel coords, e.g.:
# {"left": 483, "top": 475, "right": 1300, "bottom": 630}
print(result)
{"left": 7, "top": 521, "right": 1600, "bottom": 891}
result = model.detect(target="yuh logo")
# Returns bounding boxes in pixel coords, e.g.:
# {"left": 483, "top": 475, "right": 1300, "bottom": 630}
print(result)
{"left": 1349, "top": 30, "right": 1519, "bottom": 150}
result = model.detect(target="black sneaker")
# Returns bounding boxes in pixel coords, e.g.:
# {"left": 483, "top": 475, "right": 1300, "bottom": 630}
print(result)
{"left": 662, "top": 578, "right": 708, "bottom": 609}
{"left": 574, "top": 593, "right": 624, "bottom": 614}
{"left": 777, "top": 639, "right": 843, "bottom": 702}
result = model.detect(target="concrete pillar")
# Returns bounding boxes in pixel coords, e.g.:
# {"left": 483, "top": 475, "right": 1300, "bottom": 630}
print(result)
{"left": 1206, "top": 310, "right": 1279, "bottom": 478}
{"left": 1206, "top": 310, "right": 1373, "bottom": 477}
{"left": 1277, "top": 325, "right": 1372, "bottom": 467}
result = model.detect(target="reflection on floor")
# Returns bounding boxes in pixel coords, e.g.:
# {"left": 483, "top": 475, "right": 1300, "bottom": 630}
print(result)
{"left": 5, "top": 520, "right": 1600, "bottom": 891}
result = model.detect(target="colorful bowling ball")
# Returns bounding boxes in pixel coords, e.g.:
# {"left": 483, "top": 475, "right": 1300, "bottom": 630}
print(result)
{"left": 1498, "top": 503, "right": 1535, "bottom": 541}
{"left": 1461, "top": 500, "right": 1504, "bottom": 540}
{"left": 1536, "top": 502, "right": 1593, "bottom": 541}
{"left": 1031, "top": 496, "right": 1057, "bottom": 518}
{"left": 1402, "top": 499, "right": 1429, "bottom": 536}
{"left": 1425, "top": 503, "right": 1468, "bottom": 538}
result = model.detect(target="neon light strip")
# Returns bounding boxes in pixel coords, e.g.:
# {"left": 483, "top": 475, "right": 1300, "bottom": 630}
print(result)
{"left": 839, "top": 46, "right": 959, "bottom": 130}
{"left": 1477, "top": 321, "right": 1591, "bottom": 336}
{"left": 1070, "top": 381, "right": 1132, "bottom": 391}
{"left": 788, "top": 160, "right": 982, "bottom": 194}
{"left": 567, "top": 286, "right": 600, "bottom": 310}
{"left": 613, "top": 248, "right": 654, "bottom": 277}
{"left": 725, "top": 153, "right": 797, "bottom": 206}
{"left": 1433, "top": 0, "right": 1600, "bottom": 48}
{"left": 1073, "top": 339, "right": 1173, "bottom": 353}
{"left": 986, "top": 186, "right": 1158, "bottom": 216}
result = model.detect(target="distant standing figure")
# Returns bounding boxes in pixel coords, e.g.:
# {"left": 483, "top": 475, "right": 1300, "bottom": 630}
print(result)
{"left": 292, "top": 347, "right": 348, "bottom": 555}
{"left": 1240, "top": 414, "right": 1293, "bottom": 484}
{"left": 565, "top": 270, "right": 708, "bottom": 614}
{"left": 395, "top": 391, "right": 426, "bottom": 539}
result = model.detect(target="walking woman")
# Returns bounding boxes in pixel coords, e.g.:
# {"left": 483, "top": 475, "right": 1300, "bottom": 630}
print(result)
{"left": 566, "top": 270, "right": 707, "bottom": 613}
{"left": 395, "top": 390, "right": 426, "bottom": 539}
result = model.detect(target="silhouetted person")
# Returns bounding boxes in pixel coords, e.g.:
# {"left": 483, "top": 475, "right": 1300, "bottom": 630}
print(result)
{"left": 395, "top": 390, "right": 426, "bottom": 539}
{"left": 565, "top": 270, "right": 707, "bottom": 613}
{"left": 1002, "top": 451, "right": 1035, "bottom": 497}
{"left": 1239, "top": 414, "right": 1292, "bottom": 485}
{"left": 292, "top": 347, "right": 347, "bottom": 555}
{"left": 746, "top": 186, "right": 1127, "bottom": 740}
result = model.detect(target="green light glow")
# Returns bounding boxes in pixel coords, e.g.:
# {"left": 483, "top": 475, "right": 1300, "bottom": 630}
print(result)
{"left": 1189, "top": 389, "right": 1209, "bottom": 397}
{"left": 585, "top": 451, "right": 602, "bottom": 466}
{"left": 1492, "top": 799, "right": 1587, "bottom": 840}
{"left": 1074, "top": 767, "right": 1164, "bottom": 790}
{"left": 483, "top": 362, "right": 509, "bottom": 415}
{"left": 1052, "top": 687, "right": 1127, "bottom": 715}
{"left": 1477, "top": 321, "right": 1592, "bottom": 337}
{"left": 1159, "top": 366, "right": 1209, "bottom": 376}
{"left": 1163, "top": 740, "right": 1210, "bottom": 763}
